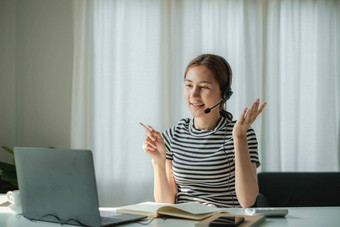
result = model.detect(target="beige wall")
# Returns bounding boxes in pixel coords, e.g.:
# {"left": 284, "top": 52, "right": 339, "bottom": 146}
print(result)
{"left": 0, "top": 0, "right": 73, "bottom": 163}
{"left": 0, "top": 0, "right": 16, "bottom": 163}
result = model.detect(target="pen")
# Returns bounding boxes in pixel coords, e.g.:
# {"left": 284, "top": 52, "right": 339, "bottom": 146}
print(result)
{"left": 139, "top": 122, "right": 152, "bottom": 133}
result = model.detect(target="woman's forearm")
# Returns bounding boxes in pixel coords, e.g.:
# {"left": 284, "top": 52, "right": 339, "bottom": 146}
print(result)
{"left": 152, "top": 161, "right": 176, "bottom": 203}
{"left": 234, "top": 135, "right": 259, "bottom": 208}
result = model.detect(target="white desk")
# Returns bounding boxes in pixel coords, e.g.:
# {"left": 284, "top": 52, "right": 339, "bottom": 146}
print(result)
{"left": 1, "top": 195, "right": 340, "bottom": 227}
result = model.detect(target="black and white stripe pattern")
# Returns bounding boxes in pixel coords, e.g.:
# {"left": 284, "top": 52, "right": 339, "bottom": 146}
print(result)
{"left": 162, "top": 117, "right": 260, "bottom": 208}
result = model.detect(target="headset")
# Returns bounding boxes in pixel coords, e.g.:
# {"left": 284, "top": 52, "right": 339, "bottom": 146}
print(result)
{"left": 218, "top": 56, "right": 233, "bottom": 101}
{"left": 204, "top": 55, "right": 233, "bottom": 114}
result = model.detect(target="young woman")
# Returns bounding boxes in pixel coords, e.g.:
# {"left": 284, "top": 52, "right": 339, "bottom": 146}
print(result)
{"left": 142, "top": 54, "right": 266, "bottom": 208}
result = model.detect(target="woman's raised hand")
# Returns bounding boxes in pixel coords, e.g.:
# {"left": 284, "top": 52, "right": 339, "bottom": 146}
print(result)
{"left": 233, "top": 99, "right": 267, "bottom": 138}
{"left": 141, "top": 123, "right": 167, "bottom": 166}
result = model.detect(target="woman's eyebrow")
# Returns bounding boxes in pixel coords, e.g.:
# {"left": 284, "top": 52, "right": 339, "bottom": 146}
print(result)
{"left": 184, "top": 79, "right": 213, "bottom": 84}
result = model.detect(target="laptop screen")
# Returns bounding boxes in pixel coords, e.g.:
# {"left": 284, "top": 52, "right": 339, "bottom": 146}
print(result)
{"left": 14, "top": 147, "right": 101, "bottom": 226}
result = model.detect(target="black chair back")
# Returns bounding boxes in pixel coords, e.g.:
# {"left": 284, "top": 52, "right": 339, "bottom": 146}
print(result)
{"left": 256, "top": 172, "right": 340, "bottom": 207}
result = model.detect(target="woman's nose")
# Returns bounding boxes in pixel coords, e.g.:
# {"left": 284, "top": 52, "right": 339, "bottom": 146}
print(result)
{"left": 191, "top": 87, "right": 200, "bottom": 98}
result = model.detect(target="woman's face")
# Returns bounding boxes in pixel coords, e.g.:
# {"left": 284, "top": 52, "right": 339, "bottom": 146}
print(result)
{"left": 184, "top": 65, "right": 222, "bottom": 118}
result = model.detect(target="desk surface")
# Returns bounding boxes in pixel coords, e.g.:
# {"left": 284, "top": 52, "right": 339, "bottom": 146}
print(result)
{"left": 1, "top": 196, "right": 340, "bottom": 227}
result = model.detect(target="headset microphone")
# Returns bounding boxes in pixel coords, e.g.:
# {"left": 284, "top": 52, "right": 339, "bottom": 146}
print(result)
{"left": 204, "top": 99, "right": 225, "bottom": 114}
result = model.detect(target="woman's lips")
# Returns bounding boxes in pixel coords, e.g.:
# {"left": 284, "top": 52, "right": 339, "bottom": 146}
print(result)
{"left": 190, "top": 103, "right": 205, "bottom": 109}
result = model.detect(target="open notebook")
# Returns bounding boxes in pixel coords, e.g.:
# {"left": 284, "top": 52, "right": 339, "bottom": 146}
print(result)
{"left": 117, "top": 201, "right": 227, "bottom": 221}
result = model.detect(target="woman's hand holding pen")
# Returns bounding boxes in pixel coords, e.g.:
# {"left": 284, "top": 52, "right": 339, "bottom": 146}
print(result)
{"left": 233, "top": 99, "right": 267, "bottom": 139}
{"left": 140, "top": 123, "right": 167, "bottom": 166}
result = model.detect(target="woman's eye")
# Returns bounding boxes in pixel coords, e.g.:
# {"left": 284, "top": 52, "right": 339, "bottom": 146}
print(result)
{"left": 185, "top": 84, "right": 192, "bottom": 88}
{"left": 201, "top": 86, "right": 209, "bottom": 89}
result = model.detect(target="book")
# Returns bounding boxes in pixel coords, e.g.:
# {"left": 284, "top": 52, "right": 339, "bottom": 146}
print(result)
{"left": 117, "top": 202, "right": 227, "bottom": 221}
{"left": 195, "top": 213, "right": 266, "bottom": 227}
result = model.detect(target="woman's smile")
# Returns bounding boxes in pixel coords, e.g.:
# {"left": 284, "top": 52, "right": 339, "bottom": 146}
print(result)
{"left": 190, "top": 102, "right": 205, "bottom": 110}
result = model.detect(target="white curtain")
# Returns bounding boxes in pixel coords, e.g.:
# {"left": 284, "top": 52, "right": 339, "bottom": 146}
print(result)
{"left": 72, "top": 0, "right": 340, "bottom": 206}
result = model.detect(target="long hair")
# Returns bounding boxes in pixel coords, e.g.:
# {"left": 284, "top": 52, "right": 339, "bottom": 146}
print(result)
{"left": 184, "top": 54, "right": 233, "bottom": 121}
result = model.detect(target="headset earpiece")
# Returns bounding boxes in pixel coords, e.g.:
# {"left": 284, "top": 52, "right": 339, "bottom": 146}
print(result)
{"left": 218, "top": 56, "right": 233, "bottom": 101}
{"left": 223, "top": 86, "right": 233, "bottom": 101}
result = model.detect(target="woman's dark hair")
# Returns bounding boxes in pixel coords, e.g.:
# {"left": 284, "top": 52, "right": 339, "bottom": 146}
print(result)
{"left": 184, "top": 54, "right": 233, "bottom": 121}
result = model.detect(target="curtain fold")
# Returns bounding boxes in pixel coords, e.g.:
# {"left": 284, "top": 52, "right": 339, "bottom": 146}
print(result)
{"left": 72, "top": 0, "right": 340, "bottom": 206}
{"left": 262, "top": 0, "right": 340, "bottom": 171}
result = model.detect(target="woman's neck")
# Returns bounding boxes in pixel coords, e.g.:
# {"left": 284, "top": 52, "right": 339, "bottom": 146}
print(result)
{"left": 194, "top": 113, "right": 221, "bottom": 131}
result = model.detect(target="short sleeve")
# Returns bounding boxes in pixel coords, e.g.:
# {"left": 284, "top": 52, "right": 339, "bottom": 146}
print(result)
{"left": 162, "top": 128, "right": 173, "bottom": 160}
{"left": 246, "top": 127, "right": 261, "bottom": 168}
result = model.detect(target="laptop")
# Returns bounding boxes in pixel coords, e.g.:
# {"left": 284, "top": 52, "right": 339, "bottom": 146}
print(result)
{"left": 14, "top": 147, "right": 147, "bottom": 227}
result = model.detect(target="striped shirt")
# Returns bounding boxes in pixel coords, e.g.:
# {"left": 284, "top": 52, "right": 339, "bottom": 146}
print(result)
{"left": 162, "top": 116, "right": 260, "bottom": 208}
